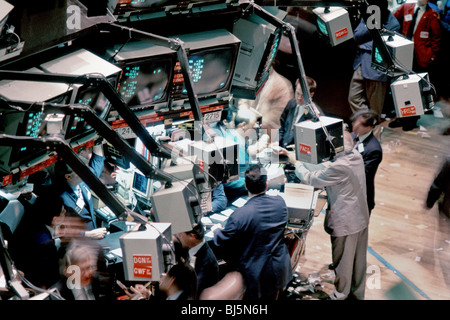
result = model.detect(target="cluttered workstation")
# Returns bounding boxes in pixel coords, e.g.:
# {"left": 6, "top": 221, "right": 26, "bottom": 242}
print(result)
{"left": 0, "top": 0, "right": 438, "bottom": 301}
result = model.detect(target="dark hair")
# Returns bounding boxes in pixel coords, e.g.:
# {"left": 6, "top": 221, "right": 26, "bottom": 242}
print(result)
{"left": 295, "top": 76, "right": 317, "bottom": 96}
{"left": 350, "top": 109, "right": 379, "bottom": 128}
{"left": 185, "top": 222, "right": 205, "bottom": 241}
{"left": 167, "top": 263, "right": 198, "bottom": 300}
{"left": 245, "top": 164, "right": 267, "bottom": 195}
{"left": 33, "top": 192, "right": 64, "bottom": 226}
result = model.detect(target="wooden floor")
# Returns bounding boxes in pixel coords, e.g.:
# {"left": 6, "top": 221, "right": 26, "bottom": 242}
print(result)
{"left": 292, "top": 99, "right": 450, "bottom": 300}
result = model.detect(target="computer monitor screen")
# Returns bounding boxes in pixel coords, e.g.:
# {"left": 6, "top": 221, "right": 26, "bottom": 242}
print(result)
{"left": 64, "top": 84, "right": 112, "bottom": 141}
{"left": 172, "top": 45, "right": 238, "bottom": 100}
{"left": 117, "top": 57, "right": 173, "bottom": 109}
{"left": 132, "top": 170, "right": 150, "bottom": 198}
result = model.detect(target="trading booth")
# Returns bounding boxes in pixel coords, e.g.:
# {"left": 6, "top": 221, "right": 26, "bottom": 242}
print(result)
{"left": 0, "top": 0, "right": 434, "bottom": 300}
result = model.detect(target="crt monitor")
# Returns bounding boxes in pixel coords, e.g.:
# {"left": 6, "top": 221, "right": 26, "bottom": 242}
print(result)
{"left": 117, "top": 56, "right": 174, "bottom": 110}
{"left": 177, "top": 46, "right": 236, "bottom": 99}
{"left": 0, "top": 70, "right": 72, "bottom": 175}
{"left": 64, "top": 83, "right": 112, "bottom": 141}
{"left": 231, "top": 7, "right": 286, "bottom": 100}
{"left": 131, "top": 169, "right": 151, "bottom": 200}
{"left": 169, "top": 29, "right": 241, "bottom": 107}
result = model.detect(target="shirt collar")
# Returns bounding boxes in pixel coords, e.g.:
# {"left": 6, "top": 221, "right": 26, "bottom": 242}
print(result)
{"left": 189, "top": 240, "right": 205, "bottom": 258}
{"left": 414, "top": 3, "right": 427, "bottom": 12}
{"left": 357, "top": 130, "right": 372, "bottom": 142}
{"left": 167, "top": 290, "right": 183, "bottom": 300}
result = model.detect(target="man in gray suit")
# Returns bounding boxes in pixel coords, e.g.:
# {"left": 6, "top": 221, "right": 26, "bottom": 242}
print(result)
{"left": 289, "top": 130, "right": 370, "bottom": 300}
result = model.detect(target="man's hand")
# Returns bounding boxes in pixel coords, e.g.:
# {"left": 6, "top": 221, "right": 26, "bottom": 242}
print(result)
{"left": 287, "top": 151, "right": 298, "bottom": 165}
{"left": 84, "top": 227, "right": 107, "bottom": 239}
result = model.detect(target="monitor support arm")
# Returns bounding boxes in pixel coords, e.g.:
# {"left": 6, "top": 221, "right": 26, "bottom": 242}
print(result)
{"left": 0, "top": 98, "right": 174, "bottom": 185}
{"left": 0, "top": 134, "right": 148, "bottom": 225}
{"left": 0, "top": 70, "right": 173, "bottom": 159}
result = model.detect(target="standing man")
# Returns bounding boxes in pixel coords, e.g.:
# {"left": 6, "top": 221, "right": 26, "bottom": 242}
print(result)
{"left": 278, "top": 76, "right": 324, "bottom": 155}
{"left": 175, "top": 222, "right": 219, "bottom": 297}
{"left": 350, "top": 110, "right": 383, "bottom": 215}
{"left": 390, "top": 0, "right": 441, "bottom": 131}
{"left": 213, "top": 164, "right": 292, "bottom": 300}
{"left": 55, "top": 144, "right": 107, "bottom": 239}
{"left": 348, "top": 0, "right": 400, "bottom": 117}
{"left": 290, "top": 131, "right": 370, "bottom": 300}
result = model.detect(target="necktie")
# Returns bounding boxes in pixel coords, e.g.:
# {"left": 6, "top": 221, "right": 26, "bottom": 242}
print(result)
{"left": 406, "top": 7, "right": 419, "bottom": 40}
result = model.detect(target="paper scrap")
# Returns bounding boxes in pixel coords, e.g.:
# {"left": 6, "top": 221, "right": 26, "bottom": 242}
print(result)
{"left": 232, "top": 198, "right": 247, "bottom": 208}
{"left": 220, "top": 208, "right": 234, "bottom": 217}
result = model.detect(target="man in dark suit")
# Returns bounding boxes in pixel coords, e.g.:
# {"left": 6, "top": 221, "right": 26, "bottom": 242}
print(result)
{"left": 55, "top": 145, "right": 107, "bottom": 239}
{"left": 213, "top": 164, "right": 292, "bottom": 300}
{"left": 278, "top": 76, "right": 324, "bottom": 154}
{"left": 175, "top": 222, "right": 219, "bottom": 296}
{"left": 350, "top": 110, "right": 383, "bottom": 215}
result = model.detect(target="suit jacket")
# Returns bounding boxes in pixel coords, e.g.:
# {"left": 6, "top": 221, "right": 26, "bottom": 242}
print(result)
{"left": 295, "top": 149, "right": 370, "bottom": 237}
{"left": 60, "top": 154, "right": 105, "bottom": 230}
{"left": 279, "top": 99, "right": 324, "bottom": 148}
{"left": 213, "top": 194, "right": 292, "bottom": 300}
{"left": 394, "top": 3, "right": 441, "bottom": 68}
{"left": 352, "top": 132, "right": 383, "bottom": 212}
{"left": 192, "top": 242, "right": 219, "bottom": 295}
{"left": 10, "top": 220, "right": 61, "bottom": 289}
{"left": 51, "top": 276, "right": 101, "bottom": 300}
{"left": 353, "top": 14, "right": 400, "bottom": 81}
{"left": 426, "top": 155, "right": 450, "bottom": 217}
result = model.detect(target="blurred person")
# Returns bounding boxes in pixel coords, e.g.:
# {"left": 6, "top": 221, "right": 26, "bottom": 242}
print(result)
{"left": 290, "top": 131, "right": 370, "bottom": 300}
{"left": 200, "top": 271, "right": 246, "bottom": 300}
{"left": 348, "top": 0, "right": 400, "bottom": 117}
{"left": 350, "top": 109, "right": 383, "bottom": 215}
{"left": 10, "top": 193, "right": 73, "bottom": 289}
{"left": 55, "top": 144, "right": 107, "bottom": 239}
{"left": 51, "top": 239, "right": 104, "bottom": 300}
{"left": 212, "top": 164, "right": 292, "bottom": 300}
{"left": 175, "top": 222, "right": 219, "bottom": 296}
{"left": 426, "top": 154, "right": 450, "bottom": 218}
{"left": 390, "top": 0, "right": 442, "bottom": 131}
{"left": 125, "top": 262, "right": 198, "bottom": 300}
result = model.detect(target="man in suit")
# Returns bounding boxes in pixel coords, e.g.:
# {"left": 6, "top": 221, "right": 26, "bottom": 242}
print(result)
{"left": 278, "top": 76, "right": 324, "bottom": 155}
{"left": 175, "top": 222, "right": 219, "bottom": 296}
{"left": 55, "top": 145, "right": 107, "bottom": 239}
{"left": 390, "top": 0, "right": 441, "bottom": 131}
{"left": 348, "top": 0, "right": 400, "bottom": 117}
{"left": 350, "top": 110, "right": 383, "bottom": 215}
{"left": 213, "top": 164, "right": 292, "bottom": 300}
{"left": 290, "top": 131, "right": 370, "bottom": 300}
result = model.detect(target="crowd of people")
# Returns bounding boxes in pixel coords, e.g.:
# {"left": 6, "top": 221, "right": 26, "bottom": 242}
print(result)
{"left": 1, "top": 0, "right": 449, "bottom": 301}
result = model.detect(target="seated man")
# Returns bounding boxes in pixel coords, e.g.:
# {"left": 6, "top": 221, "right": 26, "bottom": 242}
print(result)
{"left": 55, "top": 145, "right": 107, "bottom": 239}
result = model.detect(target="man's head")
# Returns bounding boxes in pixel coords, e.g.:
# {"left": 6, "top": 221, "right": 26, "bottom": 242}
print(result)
{"left": 244, "top": 164, "right": 268, "bottom": 195}
{"left": 55, "top": 161, "right": 82, "bottom": 187}
{"left": 64, "top": 241, "right": 98, "bottom": 287}
{"left": 295, "top": 76, "right": 317, "bottom": 105}
{"left": 350, "top": 109, "right": 379, "bottom": 137}
{"left": 176, "top": 222, "right": 205, "bottom": 249}
{"left": 159, "top": 262, "right": 198, "bottom": 299}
